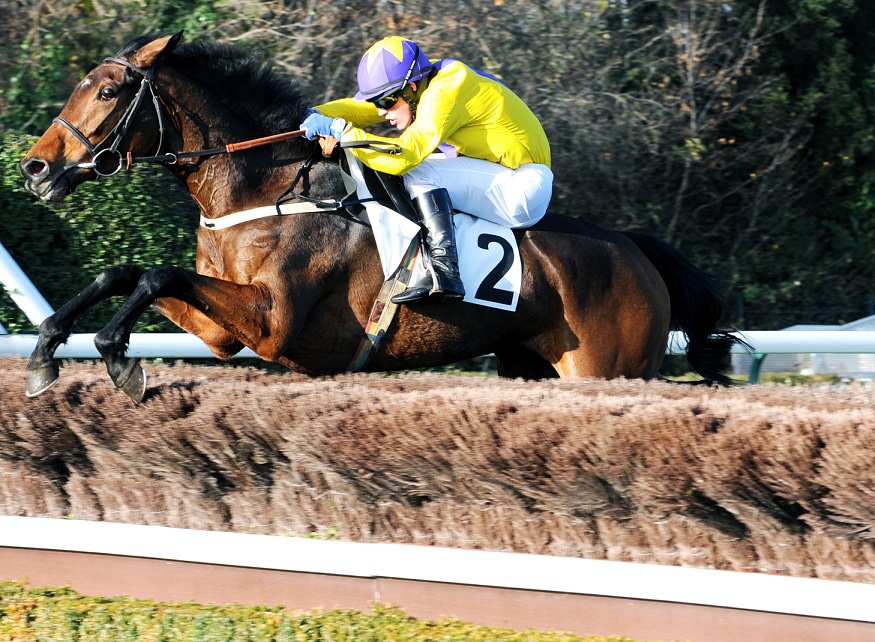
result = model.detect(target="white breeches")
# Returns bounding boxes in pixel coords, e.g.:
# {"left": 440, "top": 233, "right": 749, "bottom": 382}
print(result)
{"left": 402, "top": 156, "right": 553, "bottom": 228}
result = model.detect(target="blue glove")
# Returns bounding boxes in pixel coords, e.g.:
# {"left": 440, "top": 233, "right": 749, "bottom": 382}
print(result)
{"left": 301, "top": 112, "right": 346, "bottom": 140}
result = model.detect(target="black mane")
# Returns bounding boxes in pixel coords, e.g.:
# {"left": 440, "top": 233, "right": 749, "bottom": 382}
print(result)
{"left": 117, "top": 35, "right": 311, "bottom": 136}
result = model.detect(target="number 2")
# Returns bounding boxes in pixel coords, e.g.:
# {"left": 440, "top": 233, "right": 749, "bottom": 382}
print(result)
{"left": 474, "top": 233, "right": 514, "bottom": 305}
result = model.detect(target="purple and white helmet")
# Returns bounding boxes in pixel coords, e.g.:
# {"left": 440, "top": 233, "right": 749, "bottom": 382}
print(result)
{"left": 354, "top": 37, "right": 433, "bottom": 102}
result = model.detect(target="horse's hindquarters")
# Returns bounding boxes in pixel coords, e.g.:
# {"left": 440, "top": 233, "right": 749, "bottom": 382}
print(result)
{"left": 518, "top": 226, "right": 671, "bottom": 380}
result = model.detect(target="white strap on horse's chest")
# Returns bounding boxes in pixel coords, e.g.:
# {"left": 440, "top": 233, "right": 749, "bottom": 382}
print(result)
{"left": 199, "top": 202, "right": 325, "bottom": 230}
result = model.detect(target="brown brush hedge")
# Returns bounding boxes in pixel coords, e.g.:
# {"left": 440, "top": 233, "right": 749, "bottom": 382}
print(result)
{"left": 1, "top": 358, "right": 873, "bottom": 582}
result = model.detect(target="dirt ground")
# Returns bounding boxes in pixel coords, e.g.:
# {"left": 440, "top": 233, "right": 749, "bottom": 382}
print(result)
{"left": 1, "top": 357, "right": 873, "bottom": 583}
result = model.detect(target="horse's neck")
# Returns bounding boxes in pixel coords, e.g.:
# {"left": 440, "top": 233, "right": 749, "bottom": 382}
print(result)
{"left": 160, "top": 78, "right": 318, "bottom": 218}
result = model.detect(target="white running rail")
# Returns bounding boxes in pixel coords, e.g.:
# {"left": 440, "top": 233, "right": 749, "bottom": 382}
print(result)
{"left": 0, "top": 516, "right": 872, "bottom": 624}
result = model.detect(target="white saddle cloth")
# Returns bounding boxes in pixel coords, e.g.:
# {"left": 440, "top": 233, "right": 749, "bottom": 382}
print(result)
{"left": 344, "top": 152, "right": 522, "bottom": 312}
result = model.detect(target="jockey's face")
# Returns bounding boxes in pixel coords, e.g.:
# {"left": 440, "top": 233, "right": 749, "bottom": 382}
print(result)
{"left": 377, "top": 82, "right": 416, "bottom": 131}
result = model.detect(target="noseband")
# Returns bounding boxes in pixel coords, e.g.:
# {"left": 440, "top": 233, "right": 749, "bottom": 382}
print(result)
{"left": 54, "top": 57, "right": 167, "bottom": 177}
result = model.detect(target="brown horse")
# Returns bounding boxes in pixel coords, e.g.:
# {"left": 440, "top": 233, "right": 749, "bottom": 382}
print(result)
{"left": 19, "top": 32, "right": 742, "bottom": 403}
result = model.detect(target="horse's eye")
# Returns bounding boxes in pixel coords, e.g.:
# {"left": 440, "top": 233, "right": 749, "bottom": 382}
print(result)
{"left": 98, "top": 87, "right": 117, "bottom": 101}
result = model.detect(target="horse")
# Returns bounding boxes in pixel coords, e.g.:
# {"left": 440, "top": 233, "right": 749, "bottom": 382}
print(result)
{"left": 19, "top": 31, "right": 743, "bottom": 403}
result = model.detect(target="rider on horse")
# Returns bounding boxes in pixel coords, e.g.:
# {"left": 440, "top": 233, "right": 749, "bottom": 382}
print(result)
{"left": 301, "top": 36, "right": 553, "bottom": 305}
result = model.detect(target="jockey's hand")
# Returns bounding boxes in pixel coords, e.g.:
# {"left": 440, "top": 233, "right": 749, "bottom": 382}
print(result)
{"left": 301, "top": 113, "right": 346, "bottom": 140}
{"left": 319, "top": 136, "right": 340, "bottom": 158}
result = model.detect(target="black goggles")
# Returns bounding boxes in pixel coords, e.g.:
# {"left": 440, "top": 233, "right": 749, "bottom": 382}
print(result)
{"left": 370, "top": 90, "right": 404, "bottom": 110}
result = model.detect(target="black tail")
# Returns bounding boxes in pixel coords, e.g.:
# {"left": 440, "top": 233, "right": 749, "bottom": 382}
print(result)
{"left": 622, "top": 231, "right": 748, "bottom": 385}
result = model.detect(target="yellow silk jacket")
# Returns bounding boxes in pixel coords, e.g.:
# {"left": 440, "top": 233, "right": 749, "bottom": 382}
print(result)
{"left": 315, "top": 60, "right": 551, "bottom": 175}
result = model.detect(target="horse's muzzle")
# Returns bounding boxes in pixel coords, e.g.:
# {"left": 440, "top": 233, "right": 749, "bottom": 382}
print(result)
{"left": 19, "top": 156, "right": 80, "bottom": 202}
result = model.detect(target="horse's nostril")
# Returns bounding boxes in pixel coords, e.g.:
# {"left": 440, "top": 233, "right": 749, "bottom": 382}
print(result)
{"left": 21, "top": 158, "right": 47, "bottom": 180}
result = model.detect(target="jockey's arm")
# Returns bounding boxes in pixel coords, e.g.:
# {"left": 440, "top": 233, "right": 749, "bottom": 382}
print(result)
{"left": 315, "top": 96, "right": 458, "bottom": 176}
{"left": 315, "top": 98, "right": 383, "bottom": 128}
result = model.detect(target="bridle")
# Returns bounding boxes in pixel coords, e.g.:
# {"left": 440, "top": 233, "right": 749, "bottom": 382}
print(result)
{"left": 52, "top": 56, "right": 381, "bottom": 177}
{"left": 52, "top": 53, "right": 402, "bottom": 219}
{"left": 54, "top": 56, "right": 167, "bottom": 177}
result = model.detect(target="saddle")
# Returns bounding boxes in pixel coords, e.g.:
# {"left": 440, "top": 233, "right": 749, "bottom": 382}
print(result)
{"left": 330, "top": 145, "right": 523, "bottom": 311}
{"left": 320, "top": 135, "right": 419, "bottom": 225}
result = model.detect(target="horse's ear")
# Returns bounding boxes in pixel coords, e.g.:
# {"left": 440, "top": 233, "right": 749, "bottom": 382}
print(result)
{"left": 129, "top": 30, "right": 184, "bottom": 69}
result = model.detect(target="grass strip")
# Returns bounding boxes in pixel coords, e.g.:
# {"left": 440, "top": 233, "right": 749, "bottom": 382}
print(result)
{"left": 0, "top": 580, "right": 638, "bottom": 641}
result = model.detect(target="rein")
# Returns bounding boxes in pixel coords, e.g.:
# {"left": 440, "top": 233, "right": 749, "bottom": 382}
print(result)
{"left": 57, "top": 56, "right": 401, "bottom": 178}
{"left": 128, "top": 128, "right": 310, "bottom": 168}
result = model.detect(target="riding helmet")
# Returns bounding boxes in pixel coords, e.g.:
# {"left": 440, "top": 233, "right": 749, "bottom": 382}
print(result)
{"left": 354, "top": 36, "right": 433, "bottom": 102}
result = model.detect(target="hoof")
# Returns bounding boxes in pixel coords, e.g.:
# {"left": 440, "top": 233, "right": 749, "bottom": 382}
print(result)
{"left": 119, "top": 363, "right": 147, "bottom": 405}
{"left": 25, "top": 363, "right": 60, "bottom": 398}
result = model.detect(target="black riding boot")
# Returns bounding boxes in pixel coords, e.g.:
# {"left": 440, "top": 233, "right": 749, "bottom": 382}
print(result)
{"left": 392, "top": 188, "right": 466, "bottom": 304}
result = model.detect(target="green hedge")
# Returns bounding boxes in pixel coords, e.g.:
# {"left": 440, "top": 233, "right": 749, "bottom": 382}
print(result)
{"left": 0, "top": 580, "right": 634, "bottom": 642}
{"left": 1, "top": 133, "right": 198, "bottom": 333}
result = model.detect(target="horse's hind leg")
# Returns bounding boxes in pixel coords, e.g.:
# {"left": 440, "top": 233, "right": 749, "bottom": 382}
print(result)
{"left": 26, "top": 264, "right": 146, "bottom": 397}
{"left": 550, "top": 302, "right": 669, "bottom": 380}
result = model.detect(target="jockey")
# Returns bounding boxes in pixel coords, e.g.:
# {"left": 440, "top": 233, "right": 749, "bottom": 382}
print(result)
{"left": 301, "top": 36, "right": 553, "bottom": 304}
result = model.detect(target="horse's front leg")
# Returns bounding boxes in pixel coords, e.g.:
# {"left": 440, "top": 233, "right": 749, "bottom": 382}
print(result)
{"left": 93, "top": 265, "right": 290, "bottom": 403}
{"left": 26, "top": 264, "right": 147, "bottom": 397}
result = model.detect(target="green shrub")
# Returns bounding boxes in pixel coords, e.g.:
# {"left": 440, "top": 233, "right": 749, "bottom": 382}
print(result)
{"left": 0, "top": 580, "right": 636, "bottom": 641}
{"left": 757, "top": 372, "right": 845, "bottom": 386}
{"left": 1, "top": 133, "right": 198, "bottom": 333}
